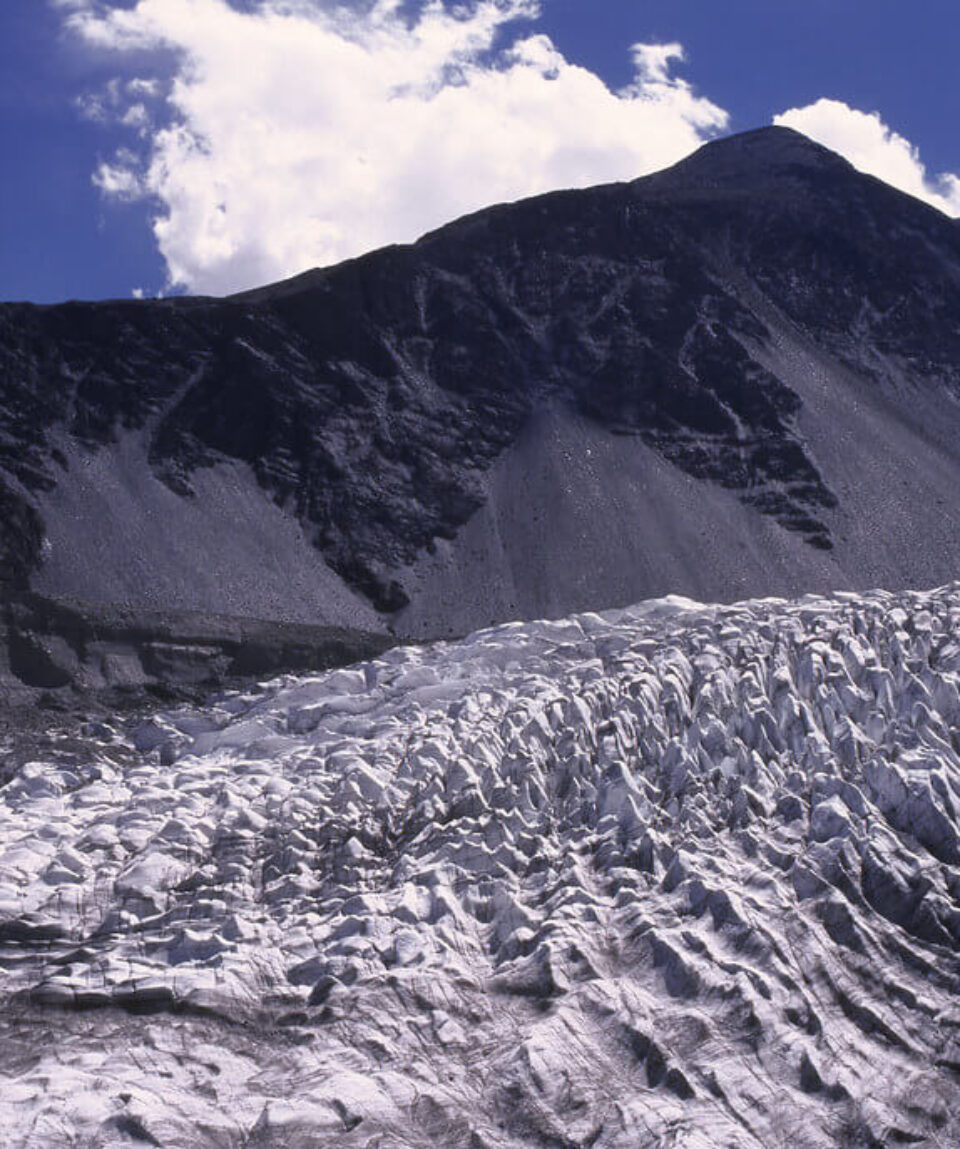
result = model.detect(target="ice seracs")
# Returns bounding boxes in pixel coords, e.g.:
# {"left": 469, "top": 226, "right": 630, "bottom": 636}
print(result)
{"left": 4, "top": 584, "right": 960, "bottom": 1145}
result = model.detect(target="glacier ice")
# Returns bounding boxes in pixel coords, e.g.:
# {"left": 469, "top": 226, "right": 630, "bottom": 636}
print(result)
{"left": 4, "top": 586, "right": 960, "bottom": 1144}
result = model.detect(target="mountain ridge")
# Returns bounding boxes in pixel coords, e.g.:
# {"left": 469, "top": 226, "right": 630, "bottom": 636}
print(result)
{"left": 1, "top": 125, "right": 959, "bottom": 675}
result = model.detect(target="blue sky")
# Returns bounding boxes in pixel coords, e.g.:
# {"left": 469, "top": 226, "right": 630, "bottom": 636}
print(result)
{"left": 1, "top": 0, "right": 957, "bottom": 303}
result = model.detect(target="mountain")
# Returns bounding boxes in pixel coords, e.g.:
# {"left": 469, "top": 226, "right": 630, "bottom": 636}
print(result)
{"left": 6, "top": 128, "right": 960, "bottom": 1146}
{"left": 1, "top": 125, "right": 960, "bottom": 679}
{"left": 4, "top": 582, "right": 960, "bottom": 1146}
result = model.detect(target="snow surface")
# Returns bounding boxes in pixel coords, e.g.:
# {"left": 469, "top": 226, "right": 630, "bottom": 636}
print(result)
{"left": 4, "top": 585, "right": 960, "bottom": 1145}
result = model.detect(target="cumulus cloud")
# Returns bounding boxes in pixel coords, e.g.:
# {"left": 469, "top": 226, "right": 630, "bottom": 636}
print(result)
{"left": 60, "top": 0, "right": 729, "bottom": 295}
{"left": 774, "top": 98, "right": 960, "bottom": 217}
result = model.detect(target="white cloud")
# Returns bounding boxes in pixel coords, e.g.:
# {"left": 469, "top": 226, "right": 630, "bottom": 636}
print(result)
{"left": 76, "top": 76, "right": 158, "bottom": 129}
{"left": 774, "top": 98, "right": 960, "bottom": 217}
{"left": 127, "top": 78, "right": 162, "bottom": 98}
{"left": 121, "top": 103, "right": 151, "bottom": 133}
{"left": 61, "top": 0, "right": 728, "bottom": 295}
{"left": 93, "top": 148, "right": 144, "bottom": 199}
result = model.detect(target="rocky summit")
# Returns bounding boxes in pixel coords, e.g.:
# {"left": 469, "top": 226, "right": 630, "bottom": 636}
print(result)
{"left": 1, "top": 126, "right": 960, "bottom": 672}
{"left": 4, "top": 583, "right": 960, "bottom": 1145}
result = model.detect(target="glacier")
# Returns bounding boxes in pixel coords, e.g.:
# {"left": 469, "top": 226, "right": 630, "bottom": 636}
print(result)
{"left": 4, "top": 585, "right": 960, "bottom": 1145}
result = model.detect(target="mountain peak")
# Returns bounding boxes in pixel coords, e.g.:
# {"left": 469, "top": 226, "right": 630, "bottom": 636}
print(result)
{"left": 696, "top": 124, "right": 847, "bottom": 167}
{"left": 638, "top": 125, "right": 853, "bottom": 197}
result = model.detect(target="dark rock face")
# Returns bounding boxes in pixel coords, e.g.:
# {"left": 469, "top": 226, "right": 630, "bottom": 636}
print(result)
{"left": 1, "top": 126, "right": 960, "bottom": 624}
{"left": 0, "top": 593, "right": 390, "bottom": 704}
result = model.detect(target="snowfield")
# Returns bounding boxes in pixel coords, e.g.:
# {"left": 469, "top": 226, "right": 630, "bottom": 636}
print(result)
{"left": 4, "top": 586, "right": 960, "bottom": 1146}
